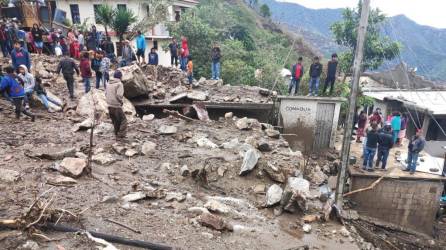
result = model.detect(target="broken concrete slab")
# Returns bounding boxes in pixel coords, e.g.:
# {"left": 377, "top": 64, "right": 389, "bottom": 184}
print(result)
{"left": 235, "top": 117, "right": 260, "bottom": 130}
{"left": 25, "top": 147, "right": 76, "bottom": 160}
{"left": 59, "top": 157, "right": 87, "bottom": 177}
{"left": 169, "top": 91, "right": 208, "bottom": 104}
{"left": 158, "top": 125, "right": 178, "bottom": 135}
{"left": 266, "top": 184, "right": 283, "bottom": 207}
{"left": 281, "top": 177, "right": 310, "bottom": 212}
{"left": 239, "top": 148, "right": 261, "bottom": 175}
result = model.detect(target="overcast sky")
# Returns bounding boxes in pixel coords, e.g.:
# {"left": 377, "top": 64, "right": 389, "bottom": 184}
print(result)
{"left": 277, "top": 0, "right": 446, "bottom": 29}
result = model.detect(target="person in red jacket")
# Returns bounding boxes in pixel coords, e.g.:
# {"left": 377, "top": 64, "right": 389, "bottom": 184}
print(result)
{"left": 79, "top": 52, "right": 92, "bottom": 93}
{"left": 356, "top": 111, "right": 367, "bottom": 142}
{"left": 180, "top": 37, "right": 189, "bottom": 71}
{"left": 70, "top": 39, "right": 80, "bottom": 59}
{"left": 289, "top": 57, "right": 304, "bottom": 95}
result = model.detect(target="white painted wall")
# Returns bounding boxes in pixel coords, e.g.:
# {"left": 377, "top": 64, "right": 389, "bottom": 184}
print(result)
{"left": 55, "top": 0, "right": 196, "bottom": 66}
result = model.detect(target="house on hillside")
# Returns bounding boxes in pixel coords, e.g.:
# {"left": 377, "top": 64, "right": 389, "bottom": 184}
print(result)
{"left": 363, "top": 90, "right": 446, "bottom": 156}
{"left": 53, "top": 0, "right": 199, "bottom": 65}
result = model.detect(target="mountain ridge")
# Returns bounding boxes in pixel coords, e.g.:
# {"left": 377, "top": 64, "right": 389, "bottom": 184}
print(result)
{"left": 260, "top": 0, "right": 446, "bottom": 81}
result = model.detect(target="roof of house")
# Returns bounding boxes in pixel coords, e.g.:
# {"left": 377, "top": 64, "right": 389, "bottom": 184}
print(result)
{"left": 363, "top": 90, "right": 446, "bottom": 115}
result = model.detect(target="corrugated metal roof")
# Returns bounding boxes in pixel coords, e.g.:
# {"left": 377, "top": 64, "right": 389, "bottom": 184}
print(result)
{"left": 363, "top": 91, "right": 446, "bottom": 115}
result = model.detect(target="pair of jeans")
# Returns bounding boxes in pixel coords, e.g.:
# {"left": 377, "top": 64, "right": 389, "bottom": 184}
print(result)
{"left": 63, "top": 74, "right": 75, "bottom": 99}
{"left": 309, "top": 77, "right": 320, "bottom": 96}
{"left": 102, "top": 72, "right": 109, "bottom": 89}
{"left": 188, "top": 74, "right": 193, "bottom": 85}
{"left": 12, "top": 97, "right": 34, "bottom": 119}
{"left": 95, "top": 71, "right": 103, "bottom": 89}
{"left": 406, "top": 151, "right": 419, "bottom": 172}
{"left": 212, "top": 61, "right": 220, "bottom": 80}
{"left": 288, "top": 78, "right": 301, "bottom": 95}
{"left": 363, "top": 146, "right": 377, "bottom": 170}
{"left": 323, "top": 76, "right": 336, "bottom": 95}
{"left": 38, "top": 94, "right": 61, "bottom": 109}
{"left": 180, "top": 57, "right": 188, "bottom": 71}
{"left": 376, "top": 147, "right": 390, "bottom": 169}
{"left": 171, "top": 55, "right": 178, "bottom": 66}
{"left": 392, "top": 130, "right": 400, "bottom": 144}
{"left": 83, "top": 77, "right": 91, "bottom": 93}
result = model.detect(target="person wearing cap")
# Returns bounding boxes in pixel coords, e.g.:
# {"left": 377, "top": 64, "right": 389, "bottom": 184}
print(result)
{"left": 404, "top": 129, "right": 426, "bottom": 174}
{"left": 376, "top": 123, "right": 394, "bottom": 170}
{"left": 106, "top": 70, "right": 127, "bottom": 139}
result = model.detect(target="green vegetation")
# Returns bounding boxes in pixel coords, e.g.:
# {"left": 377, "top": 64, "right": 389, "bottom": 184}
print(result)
{"left": 331, "top": 2, "right": 401, "bottom": 75}
{"left": 130, "top": 0, "right": 172, "bottom": 39}
{"left": 259, "top": 4, "right": 271, "bottom": 18}
{"left": 168, "top": 0, "right": 308, "bottom": 93}
{"left": 95, "top": 4, "right": 115, "bottom": 36}
{"left": 112, "top": 8, "right": 137, "bottom": 41}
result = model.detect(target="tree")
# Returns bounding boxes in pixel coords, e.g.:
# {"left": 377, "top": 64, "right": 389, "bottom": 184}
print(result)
{"left": 259, "top": 4, "right": 271, "bottom": 18}
{"left": 111, "top": 8, "right": 137, "bottom": 42}
{"left": 129, "top": 0, "right": 173, "bottom": 39}
{"left": 331, "top": 1, "right": 401, "bottom": 78}
{"left": 95, "top": 4, "right": 115, "bottom": 37}
{"left": 248, "top": 0, "right": 258, "bottom": 8}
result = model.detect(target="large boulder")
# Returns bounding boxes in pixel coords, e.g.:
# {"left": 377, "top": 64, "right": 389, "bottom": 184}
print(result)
{"left": 120, "top": 64, "right": 155, "bottom": 99}
{"left": 239, "top": 148, "right": 261, "bottom": 175}
{"left": 266, "top": 184, "right": 283, "bottom": 207}
{"left": 280, "top": 177, "right": 310, "bottom": 212}
{"left": 76, "top": 89, "right": 135, "bottom": 120}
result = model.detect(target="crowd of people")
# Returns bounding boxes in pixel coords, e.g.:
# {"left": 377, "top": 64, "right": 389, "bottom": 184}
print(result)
{"left": 288, "top": 53, "right": 339, "bottom": 97}
{"left": 355, "top": 108, "right": 426, "bottom": 174}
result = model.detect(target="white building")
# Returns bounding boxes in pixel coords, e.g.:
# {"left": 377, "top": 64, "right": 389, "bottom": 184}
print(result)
{"left": 54, "top": 0, "right": 199, "bottom": 66}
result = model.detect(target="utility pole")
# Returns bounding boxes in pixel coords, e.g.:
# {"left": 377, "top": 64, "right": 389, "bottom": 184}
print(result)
{"left": 335, "top": 0, "right": 371, "bottom": 208}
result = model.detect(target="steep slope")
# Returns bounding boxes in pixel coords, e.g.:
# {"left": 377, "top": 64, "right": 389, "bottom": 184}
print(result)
{"left": 261, "top": 0, "right": 446, "bottom": 81}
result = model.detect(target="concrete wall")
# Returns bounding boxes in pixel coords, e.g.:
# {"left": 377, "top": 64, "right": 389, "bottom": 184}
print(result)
{"left": 351, "top": 175, "right": 444, "bottom": 235}
{"left": 278, "top": 96, "right": 343, "bottom": 152}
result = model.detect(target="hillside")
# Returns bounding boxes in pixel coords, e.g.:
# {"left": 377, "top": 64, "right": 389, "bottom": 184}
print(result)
{"left": 260, "top": 0, "right": 446, "bottom": 81}
{"left": 168, "top": 0, "right": 318, "bottom": 93}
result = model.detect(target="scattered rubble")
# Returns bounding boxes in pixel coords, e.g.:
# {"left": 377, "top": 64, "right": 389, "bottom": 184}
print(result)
{"left": 266, "top": 184, "right": 283, "bottom": 206}
{"left": 76, "top": 89, "right": 135, "bottom": 120}
{"left": 158, "top": 125, "right": 178, "bottom": 135}
{"left": 239, "top": 148, "right": 261, "bottom": 175}
{"left": 0, "top": 169, "right": 20, "bottom": 182}
{"left": 57, "top": 157, "right": 87, "bottom": 177}
{"left": 198, "top": 213, "right": 233, "bottom": 231}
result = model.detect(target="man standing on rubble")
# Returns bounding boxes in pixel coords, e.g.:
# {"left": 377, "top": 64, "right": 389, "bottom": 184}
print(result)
{"left": 363, "top": 122, "right": 379, "bottom": 172}
{"left": 135, "top": 31, "right": 146, "bottom": 64}
{"left": 289, "top": 57, "right": 304, "bottom": 95}
{"left": 106, "top": 70, "right": 127, "bottom": 140}
{"left": 308, "top": 56, "right": 322, "bottom": 97}
{"left": 0, "top": 66, "right": 35, "bottom": 121}
{"left": 168, "top": 38, "right": 179, "bottom": 67}
{"left": 11, "top": 41, "right": 31, "bottom": 71}
{"left": 376, "top": 123, "right": 394, "bottom": 170}
{"left": 322, "top": 53, "right": 338, "bottom": 96}
{"left": 404, "top": 129, "right": 426, "bottom": 175}
{"left": 211, "top": 43, "right": 221, "bottom": 80}
{"left": 56, "top": 55, "right": 80, "bottom": 100}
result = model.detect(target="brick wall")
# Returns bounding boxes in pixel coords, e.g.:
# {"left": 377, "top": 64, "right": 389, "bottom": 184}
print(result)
{"left": 350, "top": 176, "right": 444, "bottom": 235}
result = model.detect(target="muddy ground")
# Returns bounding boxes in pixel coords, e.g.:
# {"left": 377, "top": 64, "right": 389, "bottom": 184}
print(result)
{"left": 0, "top": 56, "right": 369, "bottom": 249}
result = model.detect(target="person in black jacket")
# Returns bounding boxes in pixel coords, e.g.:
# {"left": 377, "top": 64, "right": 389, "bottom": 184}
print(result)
{"left": 323, "top": 53, "right": 338, "bottom": 96}
{"left": 308, "top": 56, "right": 322, "bottom": 96}
{"left": 104, "top": 36, "right": 115, "bottom": 62}
{"left": 56, "top": 55, "right": 80, "bottom": 100}
{"left": 376, "top": 124, "right": 394, "bottom": 170}
{"left": 363, "top": 122, "right": 379, "bottom": 172}
{"left": 404, "top": 129, "right": 426, "bottom": 174}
